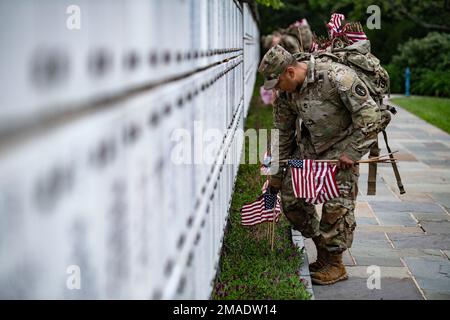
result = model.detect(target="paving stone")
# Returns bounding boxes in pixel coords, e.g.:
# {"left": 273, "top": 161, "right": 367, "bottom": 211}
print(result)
{"left": 422, "top": 290, "right": 450, "bottom": 300}
{"left": 397, "top": 248, "right": 444, "bottom": 259}
{"left": 346, "top": 266, "right": 410, "bottom": 279}
{"left": 443, "top": 251, "right": 450, "bottom": 260}
{"left": 403, "top": 256, "right": 450, "bottom": 292}
{"left": 386, "top": 132, "right": 415, "bottom": 140}
{"left": 397, "top": 192, "right": 436, "bottom": 203}
{"left": 313, "top": 276, "right": 423, "bottom": 300}
{"left": 352, "top": 239, "right": 393, "bottom": 249}
{"left": 383, "top": 169, "right": 450, "bottom": 185}
{"left": 399, "top": 184, "right": 450, "bottom": 194}
{"left": 349, "top": 247, "right": 403, "bottom": 267}
{"left": 369, "top": 201, "right": 445, "bottom": 214}
{"left": 394, "top": 152, "right": 418, "bottom": 161}
{"left": 429, "top": 193, "right": 450, "bottom": 211}
{"left": 374, "top": 212, "right": 418, "bottom": 227}
{"left": 354, "top": 231, "right": 389, "bottom": 241}
{"left": 355, "top": 201, "right": 375, "bottom": 218}
{"left": 358, "top": 225, "right": 424, "bottom": 234}
{"left": 359, "top": 182, "right": 397, "bottom": 197}
{"left": 422, "top": 159, "right": 450, "bottom": 168}
{"left": 433, "top": 151, "right": 450, "bottom": 160}
{"left": 343, "top": 250, "right": 355, "bottom": 266}
{"left": 388, "top": 233, "right": 450, "bottom": 250}
{"left": 358, "top": 195, "right": 400, "bottom": 203}
{"left": 381, "top": 161, "right": 431, "bottom": 170}
{"left": 423, "top": 142, "right": 450, "bottom": 151}
{"left": 356, "top": 217, "right": 379, "bottom": 226}
{"left": 352, "top": 230, "right": 392, "bottom": 248}
{"left": 412, "top": 212, "right": 450, "bottom": 222}
{"left": 419, "top": 221, "right": 450, "bottom": 235}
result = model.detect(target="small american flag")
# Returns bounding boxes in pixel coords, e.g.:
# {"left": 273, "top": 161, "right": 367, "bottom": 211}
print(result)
{"left": 241, "top": 188, "right": 281, "bottom": 226}
{"left": 327, "top": 13, "right": 345, "bottom": 38}
{"left": 288, "top": 159, "right": 340, "bottom": 204}
{"left": 327, "top": 13, "right": 368, "bottom": 44}
{"left": 309, "top": 41, "right": 319, "bottom": 53}
{"left": 345, "top": 31, "right": 368, "bottom": 43}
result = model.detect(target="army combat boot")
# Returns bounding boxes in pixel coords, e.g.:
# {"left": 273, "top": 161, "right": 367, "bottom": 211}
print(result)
{"left": 311, "top": 252, "right": 348, "bottom": 285}
{"left": 309, "top": 237, "right": 327, "bottom": 273}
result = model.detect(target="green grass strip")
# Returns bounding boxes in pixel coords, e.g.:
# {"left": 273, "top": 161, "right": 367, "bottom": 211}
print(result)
{"left": 391, "top": 96, "right": 450, "bottom": 134}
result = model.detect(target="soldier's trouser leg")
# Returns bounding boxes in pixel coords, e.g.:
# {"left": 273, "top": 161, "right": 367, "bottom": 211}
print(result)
{"left": 280, "top": 165, "right": 320, "bottom": 238}
{"left": 318, "top": 165, "right": 359, "bottom": 254}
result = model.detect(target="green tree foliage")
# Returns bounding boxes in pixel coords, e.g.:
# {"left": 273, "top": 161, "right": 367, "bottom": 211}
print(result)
{"left": 255, "top": 0, "right": 285, "bottom": 10}
{"left": 387, "top": 32, "right": 450, "bottom": 96}
{"left": 308, "top": 0, "right": 450, "bottom": 32}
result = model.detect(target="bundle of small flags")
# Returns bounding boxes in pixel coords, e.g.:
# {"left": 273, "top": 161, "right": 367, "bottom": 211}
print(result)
{"left": 240, "top": 179, "right": 281, "bottom": 226}
{"left": 326, "top": 13, "right": 368, "bottom": 44}
{"left": 288, "top": 159, "right": 340, "bottom": 204}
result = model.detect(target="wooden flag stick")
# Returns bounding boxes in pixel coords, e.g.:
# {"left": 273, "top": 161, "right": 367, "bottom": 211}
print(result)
{"left": 271, "top": 207, "right": 276, "bottom": 251}
{"left": 314, "top": 158, "right": 397, "bottom": 164}
{"left": 280, "top": 151, "right": 399, "bottom": 165}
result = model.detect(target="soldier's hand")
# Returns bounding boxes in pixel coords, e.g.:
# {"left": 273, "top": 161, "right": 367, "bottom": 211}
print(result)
{"left": 268, "top": 176, "right": 282, "bottom": 194}
{"left": 338, "top": 153, "right": 355, "bottom": 170}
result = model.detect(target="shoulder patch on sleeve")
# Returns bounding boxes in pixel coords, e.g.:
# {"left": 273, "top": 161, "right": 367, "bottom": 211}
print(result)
{"left": 351, "top": 81, "right": 369, "bottom": 99}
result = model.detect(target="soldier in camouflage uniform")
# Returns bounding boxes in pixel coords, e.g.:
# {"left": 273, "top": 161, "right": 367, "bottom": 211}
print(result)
{"left": 262, "top": 31, "right": 283, "bottom": 51}
{"left": 278, "top": 24, "right": 312, "bottom": 54}
{"left": 262, "top": 23, "right": 312, "bottom": 54}
{"left": 258, "top": 45, "right": 381, "bottom": 285}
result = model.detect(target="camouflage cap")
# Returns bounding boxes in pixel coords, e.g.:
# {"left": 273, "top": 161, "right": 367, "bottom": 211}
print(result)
{"left": 258, "top": 45, "right": 295, "bottom": 90}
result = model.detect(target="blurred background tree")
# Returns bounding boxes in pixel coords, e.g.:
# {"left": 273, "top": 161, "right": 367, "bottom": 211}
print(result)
{"left": 256, "top": 0, "right": 450, "bottom": 96}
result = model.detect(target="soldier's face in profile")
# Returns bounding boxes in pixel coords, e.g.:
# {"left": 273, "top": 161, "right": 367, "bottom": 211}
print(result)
{"left": 275, "top": 67, "right": 297, "bottom": 93}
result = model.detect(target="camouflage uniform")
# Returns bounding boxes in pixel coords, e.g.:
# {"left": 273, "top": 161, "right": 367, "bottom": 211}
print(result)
{"left": 262, "top": 24, "right": 312, "bottom": 54}
{"left": 279, "top": 25, "right": 313, "bottom": 54}
{"left": 259, "top": 46, "right": 381, "bottom": 254}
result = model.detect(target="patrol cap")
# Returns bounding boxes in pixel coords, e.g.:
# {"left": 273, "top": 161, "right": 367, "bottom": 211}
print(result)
{"left": 258, "top": 45, "right": 296, "bottom": 90}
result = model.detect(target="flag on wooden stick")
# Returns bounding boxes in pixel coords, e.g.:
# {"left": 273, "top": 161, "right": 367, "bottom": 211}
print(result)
{"left": 288, "top": 159, "right": 340, "bottom": 204}
{"left": 241, "top": 188, "right": 281, "bottom": 226}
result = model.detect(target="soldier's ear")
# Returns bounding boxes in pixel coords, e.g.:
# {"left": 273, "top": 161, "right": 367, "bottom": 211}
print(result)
{"left": 286, "top": 66, "right": 296, "bottom": 79}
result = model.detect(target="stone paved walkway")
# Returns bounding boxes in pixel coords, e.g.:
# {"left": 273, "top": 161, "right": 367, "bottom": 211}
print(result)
{"left": 302, "top": 96, "right": 450, "bottom": 300}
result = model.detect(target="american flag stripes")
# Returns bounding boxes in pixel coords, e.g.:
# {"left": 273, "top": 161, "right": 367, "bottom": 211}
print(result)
{"left": 326, "top": 13, "right": 368, "bottom": 44}
{"left": 288, "top": 159, "right": 340, "bottom": 204}
{"left": 327, "top": 13, "right": 345, "bottom": 38}
{"left": 288, "top": 159, "right": 316, "bottom": 198}
{"left": 345, "top": 31, "right": 368, "bottom": 43}
{"left": 241, "top": 179, "right": 282, "bottom": 226}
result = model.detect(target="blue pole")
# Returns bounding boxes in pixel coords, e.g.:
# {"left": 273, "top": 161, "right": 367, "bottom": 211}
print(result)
{"left": 405, "top": 67, "right": 410, "bottom": 97}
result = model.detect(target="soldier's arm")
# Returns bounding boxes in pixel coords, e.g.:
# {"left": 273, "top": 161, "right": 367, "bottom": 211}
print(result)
{"left": 331, "top": 66, "right": 381, "bottom": 161}
{"left": 270, "top": 93, "right": 297, "bottom": 180}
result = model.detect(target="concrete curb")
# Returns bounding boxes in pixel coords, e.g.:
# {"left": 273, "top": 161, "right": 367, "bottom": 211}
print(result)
{"left": 291, "top": 228, "right": 315, "bottom": 299}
